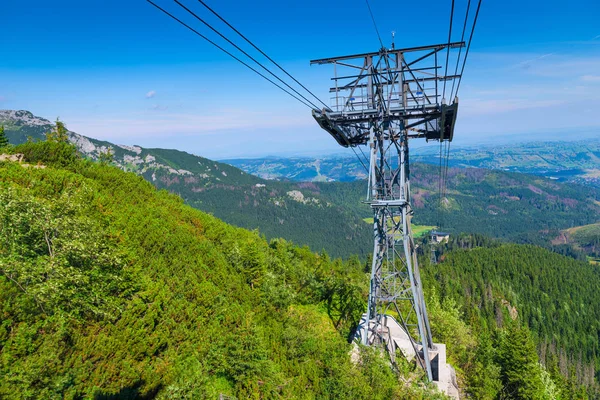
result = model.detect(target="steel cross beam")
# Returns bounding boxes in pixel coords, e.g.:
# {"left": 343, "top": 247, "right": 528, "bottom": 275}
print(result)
{"left": 310, "top": 41, "right": 465, "bottom": 64}
{"left": 311, "top": 44, "right": 462, "bottom": 382}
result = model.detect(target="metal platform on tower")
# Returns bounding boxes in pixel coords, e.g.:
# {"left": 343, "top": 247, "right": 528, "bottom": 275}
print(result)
{"left": 311, "top": 42, "right": 462, "bottom": 148}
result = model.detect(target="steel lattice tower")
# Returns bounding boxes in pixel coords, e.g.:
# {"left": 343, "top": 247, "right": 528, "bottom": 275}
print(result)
{"left": 311, "top": 41, "right": 463, "bottom": 380}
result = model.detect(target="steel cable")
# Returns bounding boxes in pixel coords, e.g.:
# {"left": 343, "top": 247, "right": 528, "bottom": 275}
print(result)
{"left": 146, "top": 0, "right": 315, "bottom": 109}
{"left": 172, "top": 0, "right": 322, "bottom": 110}
{"left": 450, "top": 0, "right": 472, "bottom": 99}
{"left": 442, "top": 0, "right": 455, "bottom": 101}
{"left": 365, "top": 0, "right": 384, "bottom": 48}
{"left": 196, "top": 0, "right": 330, "bottom": 110}
{"left": 454, "top": 0, "right": 482, "bottom": 96}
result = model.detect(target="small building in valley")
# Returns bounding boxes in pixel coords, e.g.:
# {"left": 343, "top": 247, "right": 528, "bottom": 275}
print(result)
{"left": 431, "top": 231, "right": 450, "bottom": 244}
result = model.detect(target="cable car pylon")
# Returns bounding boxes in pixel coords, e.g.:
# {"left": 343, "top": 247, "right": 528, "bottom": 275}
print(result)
{"left": 310, "top": 42, "right": 462, "bottom": 397}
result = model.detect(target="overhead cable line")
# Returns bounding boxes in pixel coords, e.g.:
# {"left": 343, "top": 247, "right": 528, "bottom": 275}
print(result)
{"left": 439, "top": 0, "right": 452, "bottom": 227}
{"left": 450, "top": 0, "right": 471, "bottom": 99}
{"left": 438, "top": 140, "right": 452, "bottom": 231}
{"left": 454, "top": 0, "right": 482, "bottom": 96}
{"left": 357, "top": 145, "right": 370, "bottom": 168}
{"left": 151, "top": 0, "right": 368, "bottom": 182}
{"left": 352, "top": 146, "right": 370, "bottom": 173}
{"left": 172, "top": 0, "right": 322, "bottom": 110}
{"left": 146, "top": 0, "right": 314, "bottom": 109}
{"left": 438, "top": 140, "right": 444, "bottom": 229}
{"left": 196, "top": 0, "right": 330, "bottom": 110}
{"left": 442, "top": 140, "right": 451, "bottom": 205}
{"left": 364, "top": 0, "right": 384, "bottom": 48}
{"left": 442, "top": 0, "right": 455, "bottom": 101}
{"left": 443, "top": 0, "right": 483, "bottom": 207}
{"left": 338, "top": 126, "right": 370, "bottom": 174}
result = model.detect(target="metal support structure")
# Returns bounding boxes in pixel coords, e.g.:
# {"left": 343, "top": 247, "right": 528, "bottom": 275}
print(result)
{"left": 430, "top": 238, "right": 438, "bottom": 265}
{"left": 311, "top": 42, "right": 462, "bottom": 381}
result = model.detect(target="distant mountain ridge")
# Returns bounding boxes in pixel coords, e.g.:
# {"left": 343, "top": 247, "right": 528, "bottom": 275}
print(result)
{"left": 221, "top": 155, "right": 368, "bottom": 182}
{"left": 224, "top": 139, "right": 600, "bottom": 187}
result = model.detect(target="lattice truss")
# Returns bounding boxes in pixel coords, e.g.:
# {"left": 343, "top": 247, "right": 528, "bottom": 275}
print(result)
{"left": 311, "top": 42, "right": 463, "bottom": 147}
{"left": 310, "top": 42, "right": 464, "bottom": 380}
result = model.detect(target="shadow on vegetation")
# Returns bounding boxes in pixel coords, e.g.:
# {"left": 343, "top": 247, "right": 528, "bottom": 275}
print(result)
{"left": 94, "top": 381, "right": 162, "bottom": 400}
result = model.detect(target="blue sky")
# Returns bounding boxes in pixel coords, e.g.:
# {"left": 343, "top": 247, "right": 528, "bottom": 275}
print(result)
{"left": 1, "top": 0, "right": 599, "bottom": 158}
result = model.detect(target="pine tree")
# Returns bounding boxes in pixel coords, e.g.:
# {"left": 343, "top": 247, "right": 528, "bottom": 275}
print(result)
{"left": 467, "top": 331, "right": 502, "bottom": 399}
{"left": 98, "top": 147, "right": 114, "bottom": 165}
{"left": 45, "top": 118, "right": 69, "bottom": 143}
{"left": 0, "top": 126, "right": 9, "bottom": 148}
{"left": 498, "top": 323, "right": 545, "bottom": 399}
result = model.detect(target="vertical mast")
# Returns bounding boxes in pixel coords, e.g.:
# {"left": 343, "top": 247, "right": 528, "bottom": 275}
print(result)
{"left": 310, "top": 42, "right": 463, "bottom": 381}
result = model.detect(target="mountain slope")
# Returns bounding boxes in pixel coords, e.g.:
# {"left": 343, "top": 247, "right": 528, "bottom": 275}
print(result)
{"left": 0, "top": 110, "right": 372, "bottom": 259}
{"left": 222, "top": 155, "right": 368, "bottom": 182}
{"left": 0, "top": 110, "right": 55, "bottom": 144}
{"left": 1, "top": 138, "right": 597, "bottom": 397}
{"left": 423, "top": 241, "right": 600, "bottom": 395}
{"left": 555, "top": 222, "right": 600, "bottom": 262}
{"left": 0, "top": 141, "right": 449, "bottom": 399}
{"left": 316, "top": 165, "right": 600, "bottom": 255}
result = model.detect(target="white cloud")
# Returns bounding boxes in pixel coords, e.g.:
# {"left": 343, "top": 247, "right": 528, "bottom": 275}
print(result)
{"left": 145, "top": 90, "right": 156, "bottom": 99}
{"left": 581, "top": 75, "right": 600, "bottom": 83}
{"left": 522, "top": 57, "right": 600, "bottom": 78}
{"left": 450, "top": 49, "right": 600, "bottom": 138}
{"left": 518, "top": 53, "right": 555, "bottom": 69}
{"left": 460, "top": 98, "right": 564, "bottom": 117}
{"left": 66, "top": 108, "right": 314, "bottom": 141}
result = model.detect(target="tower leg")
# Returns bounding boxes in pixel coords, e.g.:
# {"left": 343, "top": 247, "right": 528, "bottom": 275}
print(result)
{"left": 362, "top": 129, "right": 434, "bottom": 380}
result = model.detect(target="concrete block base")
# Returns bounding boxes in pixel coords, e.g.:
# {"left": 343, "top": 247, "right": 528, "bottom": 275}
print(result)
{"left": 354, "top": 314, "right": 460, "bottom": 399}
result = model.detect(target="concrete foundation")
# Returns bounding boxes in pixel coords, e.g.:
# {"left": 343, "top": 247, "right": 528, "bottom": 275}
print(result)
{"left": 354, "top": 314, "right": 459, "bottom": 399}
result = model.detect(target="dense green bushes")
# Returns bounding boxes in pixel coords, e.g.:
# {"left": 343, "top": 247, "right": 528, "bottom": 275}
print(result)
{"left": 0, "top": 143, "right": 444, "bottom": 398}
{"left": 13, "top": 141, "right": 80, "bottom": 168}
{"left": 0, "top": 186, "right": 133, "bottom": 320}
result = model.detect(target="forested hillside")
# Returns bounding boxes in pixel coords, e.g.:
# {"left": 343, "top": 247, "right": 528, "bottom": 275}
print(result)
{"left": 317, "top": 164, "right": 600, "bottom": 258}
{"left": 1, "top": 139, "right": 598, "bottom": 398}
{"left": 423, "top": 240, "right": 600, "bottom": 397}
{"left": 557, "top": 223, "right": 600, "bottom": 262}
{"left": 412, "top": 164, "right": 600, "bottom": 249}
{"left": 140, "top": 147, "right": 372, "bottom": 259}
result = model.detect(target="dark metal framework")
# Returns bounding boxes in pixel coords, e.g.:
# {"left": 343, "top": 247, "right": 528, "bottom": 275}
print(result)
{"left": 311, "top": 42, "right": 463, "bottom": 380}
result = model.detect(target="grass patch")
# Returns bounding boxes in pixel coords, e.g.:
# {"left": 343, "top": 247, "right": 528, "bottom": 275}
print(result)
{"left": 413, "top": 225, "right": 436, "bottom": 238}
{"left": 587, "top": 256, "right": 600, "bottom": 265}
